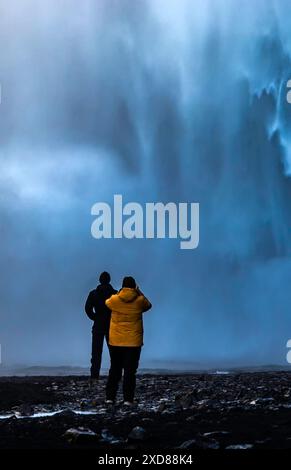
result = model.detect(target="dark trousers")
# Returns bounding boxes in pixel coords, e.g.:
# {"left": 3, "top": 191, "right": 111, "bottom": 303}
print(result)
{"left": 106, "top": 346, "right": 141, "bottom": 402}
{"left": 91, "top": 325, "right": 109, "bottom": 378}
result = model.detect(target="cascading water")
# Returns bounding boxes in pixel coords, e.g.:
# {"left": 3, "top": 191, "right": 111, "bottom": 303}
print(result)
{"left": 1, "top": 0, "right": 291, "bottom": 367}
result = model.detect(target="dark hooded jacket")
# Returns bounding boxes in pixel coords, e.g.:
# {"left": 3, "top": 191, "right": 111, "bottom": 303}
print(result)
{"left": 85, "top": 284, "right": 117, "bottom": 330}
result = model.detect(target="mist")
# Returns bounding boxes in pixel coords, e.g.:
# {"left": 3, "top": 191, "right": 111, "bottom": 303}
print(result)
{"left": 1, "top": 0, "right": 291, "bottom": 368}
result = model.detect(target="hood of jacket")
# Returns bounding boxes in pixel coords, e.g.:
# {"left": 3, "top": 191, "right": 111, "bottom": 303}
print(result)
{"left": 118, "top": 287, "right": 139, "bottom": 303}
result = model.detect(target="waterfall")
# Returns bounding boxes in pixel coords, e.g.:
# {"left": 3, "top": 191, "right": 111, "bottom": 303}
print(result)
{"left": 1, "top": 0, "right": 291, "bottom": 366}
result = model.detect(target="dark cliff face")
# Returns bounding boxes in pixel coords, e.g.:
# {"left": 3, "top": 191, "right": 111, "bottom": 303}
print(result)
{"left": 1, "top": 0, "right": 291, "bottom": 365}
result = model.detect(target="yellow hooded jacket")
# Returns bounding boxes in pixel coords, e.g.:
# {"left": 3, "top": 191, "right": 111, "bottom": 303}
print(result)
{"left": 105, "top": 288, "right": 152, "bottom": 347}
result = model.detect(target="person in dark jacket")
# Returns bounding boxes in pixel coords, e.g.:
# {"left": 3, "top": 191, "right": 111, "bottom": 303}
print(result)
{"left": 85, "top": 272, "right": 117, "bottom": 379}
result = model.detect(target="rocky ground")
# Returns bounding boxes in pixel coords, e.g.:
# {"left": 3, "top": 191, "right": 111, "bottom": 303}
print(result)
{"left": 1, "top": 372, "right": 291, "bottom": 449}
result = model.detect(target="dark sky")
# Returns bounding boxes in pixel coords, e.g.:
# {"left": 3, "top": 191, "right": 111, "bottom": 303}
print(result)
{"left": 1, "top": 0, "right": 291, "bottom": 368}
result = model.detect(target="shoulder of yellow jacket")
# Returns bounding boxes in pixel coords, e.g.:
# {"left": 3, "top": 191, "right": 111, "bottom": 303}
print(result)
{"left": 106, "top": 294, "right": 119, "bottom": 306}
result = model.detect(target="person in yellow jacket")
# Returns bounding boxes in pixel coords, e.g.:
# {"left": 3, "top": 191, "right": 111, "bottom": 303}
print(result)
{"left": 105, "top": 276, "right": 152, "bottom": 405}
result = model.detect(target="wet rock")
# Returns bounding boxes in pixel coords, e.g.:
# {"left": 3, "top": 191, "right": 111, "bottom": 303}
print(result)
{"left": 63, "top": 427, "right": 99, "bottom": 444}
{"left": 180, "top": 394, "right": 193, "bottom": 410}
{"left": 141, "top": 417, "right": 154, "bottom": 424}
{"left": 79, "top": 399, "right": 89, "bottom": 409}
{"left": 56, "top": 409, "right": 76, "bottom": 419}
{"left": 128, "top": 426, "right": 147, "bottom": 441}
{"left": 255, "top": 438, "right": 271, "bottom": 445}
{"left": 179, "top": 437, "right": 220, "bottom": 450}
{"left": 101, "top": 429, "right": 122, "bottom": 445}
{"left": 157, "top": 402, "right": 167, "bottom": 412}
{"left": 98, "top": 408, "right": 108, "bottom": 414}
{"left": 203, "top": 431, "right": 230, "bottom": 437}
{"left": 251, "top": 398, "right": 274, "bottom": 406}
{"left": 226, "top": 444, "right": 253, "bottom": 450}
{"left": 179, "top": 439, "right": 197, "bottom": 449}
{"left": 196, "top": 437, "right": 220, "bottom": 449}
{"left": 0, "top": 415, "right": 17, "bottom": 426}
{"left": 186, "top": 415, "right": 196, "bottom": 422}
{"left": 15, "top": 404, "right": 34, "bottom": 416}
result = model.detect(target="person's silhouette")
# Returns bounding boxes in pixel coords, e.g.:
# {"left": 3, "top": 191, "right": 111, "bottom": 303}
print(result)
{"left": 85, "top": 272, "right": 117, "bottom": 379}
